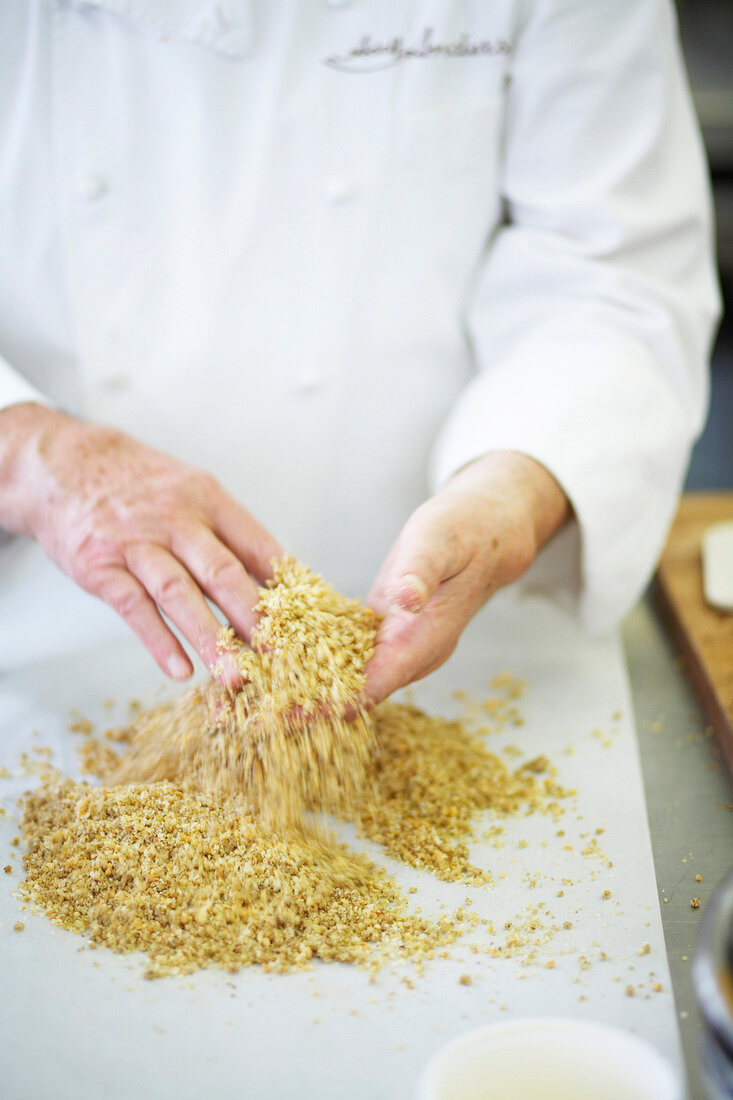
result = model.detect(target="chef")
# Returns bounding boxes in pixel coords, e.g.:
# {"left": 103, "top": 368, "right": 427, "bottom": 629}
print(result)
{"left": 0, "top": 0, "right": 720, "bottom": 701}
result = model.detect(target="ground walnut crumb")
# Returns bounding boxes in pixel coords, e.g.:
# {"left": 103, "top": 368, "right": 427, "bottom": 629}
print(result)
{"left": 691, "top": 897, "right": 701, "bottom": 909}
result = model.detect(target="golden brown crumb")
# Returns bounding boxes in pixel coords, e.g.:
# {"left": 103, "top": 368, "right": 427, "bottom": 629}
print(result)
{"left": 691, "top": 897, "right": 700, "bottom": 909}
{"left": 458, "top": 974, "right": 473, "bottom": 986}
{"left": 68, "top": 718, "right": 94, "bottom": 735}
{"left": 602, "top": 890, "right": 611, "bottom": 899}
{"left": 695, "top": 874, "right": 702, "bottom": 883}
{"left": 3, "top": 865, "right": 11, "bottom": 874}
{"left": 13, "top": 921, "right": 24, "bottom": 931}
{"left": 521, "top": 755, "right": 549, "bottom": 775}
{"left": 626, "top": 985, "right": 634, "bottom": 997}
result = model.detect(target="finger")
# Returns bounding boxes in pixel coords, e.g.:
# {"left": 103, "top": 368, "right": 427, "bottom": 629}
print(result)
{"left": 365, "top": 621, "right": 457, "bottom": 704}
{"left": 380, "top": 503, "right": 470, "bottom": 614}
{"left": 209, "top": 491, "right": 285, "bottom": 582}
{"left": 171, "top": 523, "right": 261, "bottom": 641}
{"left": 94, "top": 566, "right": 194, "bottom": 680}
{"left": 125, "top": 543, "right": 238, "bottom": 677}
{"left": 366, "top": 564, "right": 493, "bottom": 703}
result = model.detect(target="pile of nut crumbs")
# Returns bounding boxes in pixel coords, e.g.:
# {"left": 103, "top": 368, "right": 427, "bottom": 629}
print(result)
{"left": 18, "top": 560, "right": 567, "bottom": 978}
{"left": 22, "top": 779, "right": 460, "bottom": 977}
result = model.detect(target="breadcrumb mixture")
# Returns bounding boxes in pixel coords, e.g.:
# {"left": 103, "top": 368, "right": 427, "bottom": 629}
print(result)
{"left": 109, "top": 558, "right": 380, "bottom": 828}
{"left": 351, "top": 702, "right": 559, "bottom": 885}
{"left": 19, "top": 559, "right": 565, "bottom": 978}
{"left": 22, "top": 779, "right": 459, "bottom": 978}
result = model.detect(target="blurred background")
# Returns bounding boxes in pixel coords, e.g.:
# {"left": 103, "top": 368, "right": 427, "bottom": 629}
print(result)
{"left": 678, "top": 0, "right": 733, "bottom": 489}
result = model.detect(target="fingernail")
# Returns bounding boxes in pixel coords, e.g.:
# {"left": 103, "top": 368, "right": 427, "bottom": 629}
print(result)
{"left": 386, "top": 572, "right": 429, "bottom": 613}
{"left": 212, "top": 651, "right": 244, "bottom": 689}
{"left": 167, "top": 654, "right": 192, "bottom": 680}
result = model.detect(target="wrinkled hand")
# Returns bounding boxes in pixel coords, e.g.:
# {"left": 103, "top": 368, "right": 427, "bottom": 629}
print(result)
{"left": 365, "top": 451, "right": 570, "bottom": 703}
{"left": 0, "top": 403, "right": 282, "bottom": 681}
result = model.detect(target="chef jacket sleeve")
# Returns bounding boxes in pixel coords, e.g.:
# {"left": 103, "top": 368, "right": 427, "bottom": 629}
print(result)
{"left": 0, "top": 355, "right": 49, "bottom": 411}
{"left": 430, "top": 0, "right": 721, "bottom": 632}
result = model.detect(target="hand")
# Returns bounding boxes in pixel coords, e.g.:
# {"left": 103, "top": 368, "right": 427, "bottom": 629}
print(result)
{"left": 365, "top": 451, "right": 570, "bottom": 703}
{"left": 0, "top": 403, "right": 283, "bottom": 682}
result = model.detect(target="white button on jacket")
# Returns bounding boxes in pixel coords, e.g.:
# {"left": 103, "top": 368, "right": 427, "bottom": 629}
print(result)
{"left": 75, "top": 175, "right": 109, "bottom": 203}
{"left": 0, "top": 0, "right": 721, "bottom": 666}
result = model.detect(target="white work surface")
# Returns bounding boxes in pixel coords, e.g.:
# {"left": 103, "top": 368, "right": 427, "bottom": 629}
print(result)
{"left": 0, "top": 589, "right": 680, "bottom": 1099}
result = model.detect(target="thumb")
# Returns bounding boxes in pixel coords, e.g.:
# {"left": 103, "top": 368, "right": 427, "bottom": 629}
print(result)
{"left": 382, "top": 502, "right": 466, "bottom": 614}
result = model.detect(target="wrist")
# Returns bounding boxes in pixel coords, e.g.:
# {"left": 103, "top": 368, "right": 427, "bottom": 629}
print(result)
{"left": 0, "top": 401, "right": 61, "bottom": 536}
{"left": 444, "top": 450, "right": 571, "bottom": 552}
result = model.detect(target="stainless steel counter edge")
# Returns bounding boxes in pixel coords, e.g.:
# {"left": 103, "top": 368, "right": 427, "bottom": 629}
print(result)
{"left": 623, "top": 597, "right": 733, "bottom": 1100}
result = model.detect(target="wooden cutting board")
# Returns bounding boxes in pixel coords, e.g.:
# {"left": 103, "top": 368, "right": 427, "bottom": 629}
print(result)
{"left": 656, "top": 492, "right": 733, "bottom": 772}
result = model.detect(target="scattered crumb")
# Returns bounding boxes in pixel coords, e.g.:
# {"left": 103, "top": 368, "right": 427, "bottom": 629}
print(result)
{"left": 68, "top": 718, "right": 94, "bottom": 736}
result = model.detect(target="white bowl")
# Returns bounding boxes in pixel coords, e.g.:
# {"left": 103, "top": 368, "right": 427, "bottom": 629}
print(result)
{"left": 416, "top": 1016, "right": 681, "bottom": 1100}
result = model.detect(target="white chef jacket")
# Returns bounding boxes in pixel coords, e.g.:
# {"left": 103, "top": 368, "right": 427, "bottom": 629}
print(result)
{"left": 0, "top": 0, "right": 721, "bottom": 667}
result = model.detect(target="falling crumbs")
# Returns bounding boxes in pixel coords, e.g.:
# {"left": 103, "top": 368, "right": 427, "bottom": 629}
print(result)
{"left": 19, "top": 559, "right": 565, "bottom": 978}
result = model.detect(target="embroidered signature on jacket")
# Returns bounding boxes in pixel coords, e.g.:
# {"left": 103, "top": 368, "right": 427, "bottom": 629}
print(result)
{"left": 324, "top": 27, "right": 511, "bottom": 73}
